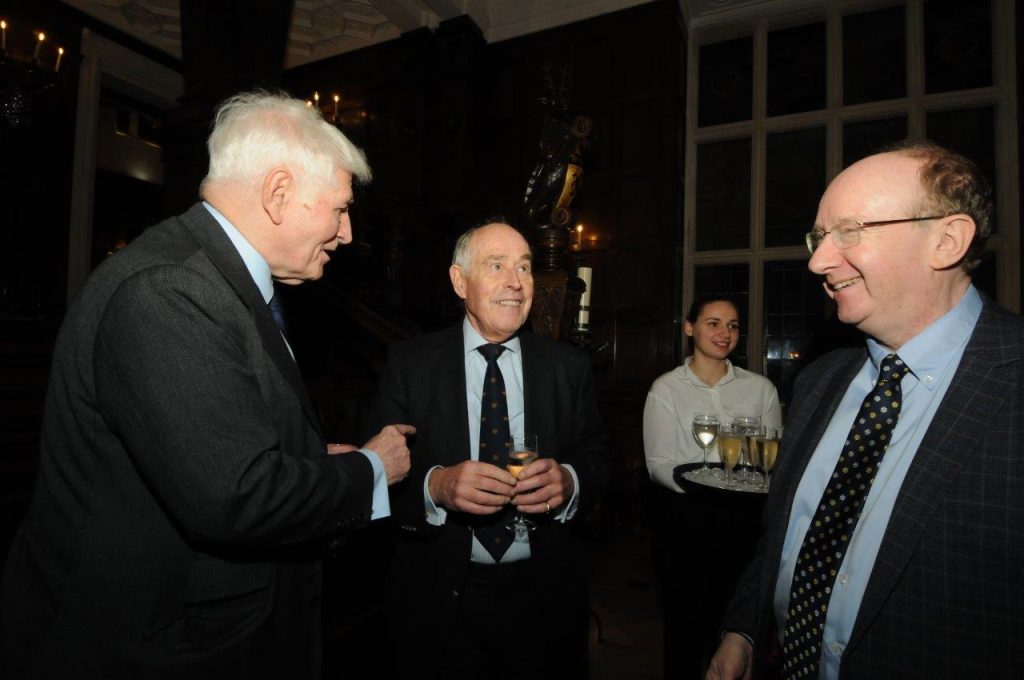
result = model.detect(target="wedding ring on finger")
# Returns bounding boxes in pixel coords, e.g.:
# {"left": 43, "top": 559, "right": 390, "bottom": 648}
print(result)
{"left": 544, "top": 501, "right": 551, "bottom": 513}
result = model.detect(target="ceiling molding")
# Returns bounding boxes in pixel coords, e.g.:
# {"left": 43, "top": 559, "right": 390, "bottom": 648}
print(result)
{"left": 62, "top": 0, "right": 680, "bottom": 69}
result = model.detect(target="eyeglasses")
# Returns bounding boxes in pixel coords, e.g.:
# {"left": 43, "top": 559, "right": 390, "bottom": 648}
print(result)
{"left": 805, "top": 215, "right": 950, "bottom": 254}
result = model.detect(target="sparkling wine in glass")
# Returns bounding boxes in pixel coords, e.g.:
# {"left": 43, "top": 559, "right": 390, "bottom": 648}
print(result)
{"left": 761, "top": 427, "right": 780, "bottom": 491}
{"left": 718, "top": 426, "right": 743, "bottom": 487}
{"left": 747, "top": 428, "right": 764, "bottom": 485}
{"left": 507, "top": 434, "right": 538, "bottom": 543}
{"left": 732, "top": 416, "right": 761, "bottom": 483}
{"left": 691, "top": 414, "right": 719, "bottom": 476}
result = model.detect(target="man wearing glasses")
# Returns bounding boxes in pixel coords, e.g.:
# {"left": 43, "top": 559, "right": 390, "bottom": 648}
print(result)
{"left": 708, "top": 140, "right": 1023, "bottom": 679}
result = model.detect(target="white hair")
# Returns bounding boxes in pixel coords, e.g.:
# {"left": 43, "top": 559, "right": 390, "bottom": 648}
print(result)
{"left": 201, "top": 90, "right": 370, "bottom": 196}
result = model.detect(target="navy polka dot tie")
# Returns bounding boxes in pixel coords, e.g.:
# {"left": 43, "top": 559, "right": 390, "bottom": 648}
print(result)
{"left": 268, "top": 293, "right": 288, "bottom": 339}
{"left": 475, "top": 343, "right": 514, "bottom": 561}
{"left": 781, "top": 354, "right": 908, "bottom": 678}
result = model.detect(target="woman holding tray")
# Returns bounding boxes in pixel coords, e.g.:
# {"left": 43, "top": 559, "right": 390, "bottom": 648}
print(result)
{"left": 642, "top": 296, "right": 781, "bottom": 679}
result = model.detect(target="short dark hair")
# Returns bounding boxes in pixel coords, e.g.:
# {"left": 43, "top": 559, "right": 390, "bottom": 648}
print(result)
{"left": 883, "top": 139, "right": 993, "bottom": 273}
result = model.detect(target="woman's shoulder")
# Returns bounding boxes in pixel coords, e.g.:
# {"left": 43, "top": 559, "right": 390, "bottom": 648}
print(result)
{"left": 651, "top": 364, "right": 689, "bottom": 386}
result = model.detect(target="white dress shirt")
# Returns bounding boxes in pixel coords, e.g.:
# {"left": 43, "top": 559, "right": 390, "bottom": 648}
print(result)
{"left": 422, "top": 319, "right": 580, "bottom": 563}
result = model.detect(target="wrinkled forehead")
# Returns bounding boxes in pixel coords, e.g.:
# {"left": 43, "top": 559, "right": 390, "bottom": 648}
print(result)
{"left": 469, "top": 224, "right": 532, "bottom": 263}
{"left": 819, "top": 152, "right": 925, "bottom": 221}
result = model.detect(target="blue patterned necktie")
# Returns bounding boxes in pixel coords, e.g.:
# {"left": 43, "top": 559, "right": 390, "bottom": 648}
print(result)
{"left": 268, "top": 293, "right": 288, "bottom": 339}
{"left": 781, "top": 354, "right": 909, "bottom": 678}
{"left": 475, "top": 343, "right": 514, "bottom": 561}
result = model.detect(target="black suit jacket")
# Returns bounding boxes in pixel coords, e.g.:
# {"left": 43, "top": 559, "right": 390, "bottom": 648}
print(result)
{"left": 723, "top": 299, "right": 1024, "bottom": 678}
{"left": 366, "top": 322, "right": 610, "bottom": 666}
{"left": 2, "top": 203, "right": 374, "bottom": 679}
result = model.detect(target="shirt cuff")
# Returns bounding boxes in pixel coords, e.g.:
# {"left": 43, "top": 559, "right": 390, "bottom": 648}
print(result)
{"left": 358, "top": 448, "right": 391, "bottom": 520}
{"left": 556, "top": 464, "right": 580, "bottom": 522}
{"left": 423, "top": 465, "right": 447, "bottom": 526}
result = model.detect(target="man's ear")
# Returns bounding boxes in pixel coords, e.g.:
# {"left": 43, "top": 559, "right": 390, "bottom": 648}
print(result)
{"left": 449, "top": 265, "right": 467, "bottom": 300}
{"left": 930, "top": 214, "right": 976, "bottom": 270}
{"left": 684, "top": 321, "right": 694, "bottom": 338}
{"left": 262, "top": 168, "right": 292, "bottom": 225}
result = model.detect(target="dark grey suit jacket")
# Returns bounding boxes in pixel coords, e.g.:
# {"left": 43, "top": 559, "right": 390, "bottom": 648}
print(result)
{"left": 366, "top": 322, "right": 611, "bottom": 669}
{"left": 2, "top": 203, "right": 374, "bottom": 679}
{"left": 723, "top": 298, "right": 1024, "bottom": 678}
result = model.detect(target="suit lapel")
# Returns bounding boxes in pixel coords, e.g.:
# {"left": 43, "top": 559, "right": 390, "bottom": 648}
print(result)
{"left": 848, "top": 301, "right": 1018, "bottom": 649}
{"left": 519, "top": 333, "right": 552, "bottom": 448}
{"left": 761, "top": 351, "right": 865, "bottom": 618}
{"left": 437, "top": 324, "right": 471, "bottom": 466}
{"left": 178, "top": 203, "right": 324, "bottom": 440}
{"left": 769, "top": 353, "right": 864, "bottom": 541}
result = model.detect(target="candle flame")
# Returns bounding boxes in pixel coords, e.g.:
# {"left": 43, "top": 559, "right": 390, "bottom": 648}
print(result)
{"left": 333, "top": 94, "right": 340, "bottom": 103}
{"left": 576, "top": 224, "right": 583, "bottom": 233}
{"left": 1, "top": 21, "right": 7, "bottom": 30}
{"left": 58, "top": 47, "right": 64, "bottom": 55}
{"left": 37, "top": 31, "right": 45, "bottom": 42}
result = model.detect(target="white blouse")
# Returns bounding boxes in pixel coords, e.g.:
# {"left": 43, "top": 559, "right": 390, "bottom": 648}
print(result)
{"left": 643, "top": 357, "right": 782, "bottom": 492}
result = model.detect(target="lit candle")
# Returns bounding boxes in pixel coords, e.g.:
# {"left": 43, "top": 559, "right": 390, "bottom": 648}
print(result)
{"left": 577, "top": 266, "right": 593, "bottom": 329}
{"left": 1, "top": 21, "right": 7, "bottom": 52}
{"left": 55, "top": 46, "right": 63, "bottom": 72}
{"left": 333, "top": 94, "right": 340, "bottom": 122}
{"left": 575, "top": 223, "right": 583, "bottom": 248}
{"left": 34, "top": 31, "right": 44, "bottom": 61}
{"left": 314, "top": 91, "right": 320, "bottom": 109}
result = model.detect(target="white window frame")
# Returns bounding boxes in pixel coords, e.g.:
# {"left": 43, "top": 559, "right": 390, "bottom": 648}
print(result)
{"left": 683, "top": 0, "right": 1019, "bottom": 374}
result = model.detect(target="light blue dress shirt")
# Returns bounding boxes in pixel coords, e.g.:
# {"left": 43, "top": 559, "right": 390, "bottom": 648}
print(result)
{"left": 422, "top": 319, "right": 580, "bottom": 563}
{"left": 773, "top": 285, "right": 982, "bottom": 679}
{"left": 203, "top": 202, "right": 391, "bottom": 520}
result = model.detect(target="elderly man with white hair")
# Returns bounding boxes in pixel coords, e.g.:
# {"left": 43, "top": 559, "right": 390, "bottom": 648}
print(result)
{"left": 2, "top": 91, "right": 413, "bottom": 679}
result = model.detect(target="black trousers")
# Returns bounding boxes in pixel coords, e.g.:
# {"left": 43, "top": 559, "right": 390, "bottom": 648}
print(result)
{"left": 650, "top": 484, "right": 764, "bottom": 679}
{"left": 440, "top": 559, "right": 589, "bottom": 680}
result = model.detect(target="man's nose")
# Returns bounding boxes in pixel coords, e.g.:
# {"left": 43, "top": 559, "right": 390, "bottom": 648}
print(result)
{"left": 808, "top": 236, "right": 838, "bottom": 275}
{"left": 337, "top": 213, "right": 352, "bottom": 245}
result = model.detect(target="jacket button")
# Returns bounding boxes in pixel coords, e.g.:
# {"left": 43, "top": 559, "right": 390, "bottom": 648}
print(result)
{"left": 451, "top": 589, "right": 460, "bottom": 598}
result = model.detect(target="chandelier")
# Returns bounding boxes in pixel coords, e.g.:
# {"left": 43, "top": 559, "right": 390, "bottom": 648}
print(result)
{"left": 1, "top": 18, "right": 67, "bottom": 128}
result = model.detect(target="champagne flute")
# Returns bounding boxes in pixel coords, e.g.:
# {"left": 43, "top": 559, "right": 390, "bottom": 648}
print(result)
{"left": 732, "top": 415, "right": 761, "bottom": 483}
{"left": 718, "top": 425, "right": 742, "bottom": 487}
{"left": 747, "top": 425, "right": 765, "bottom": 486}
{"left": 507, "top": 434, "right": 539, "bottom": 543}
{"left": 761, "top": 427, "right": 780, "bottom": 491}
{"left": 691, "top": 414, "right": 719, "bottom": 476}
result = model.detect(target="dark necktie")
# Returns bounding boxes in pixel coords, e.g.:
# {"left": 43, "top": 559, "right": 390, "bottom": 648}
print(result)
{"left": 268, "top": 293, "right": 288, "bottom": 339}
{"left": 475, "top": 343, "right": 514, "bottom": 561}
{"left": 781, "top": 354, "right": 908, "bottom": 678}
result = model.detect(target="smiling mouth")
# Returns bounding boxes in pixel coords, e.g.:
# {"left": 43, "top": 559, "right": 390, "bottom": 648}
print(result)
{"left": 828, "top": 277, "right": 862, "bottom": 293}
{"left": 496, "top": 300, "right": 523, "bottom": 307}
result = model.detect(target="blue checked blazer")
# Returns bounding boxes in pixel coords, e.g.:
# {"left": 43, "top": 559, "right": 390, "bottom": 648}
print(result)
{"left": 723, "top": 298, "right": 1024, "bottom": 678}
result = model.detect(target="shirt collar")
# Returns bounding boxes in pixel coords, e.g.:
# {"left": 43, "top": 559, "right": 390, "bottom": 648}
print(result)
{"left": 462, "top": 318, "right": 522, "bottom": 356}
{"left": 866, "top": 285, "right": 982, "bottom": 391}
{"left": 203, "top": 201, "right": 274, "bottom": 304}
{"left": 680, "top": 355, "right": 736, "bottom": 387}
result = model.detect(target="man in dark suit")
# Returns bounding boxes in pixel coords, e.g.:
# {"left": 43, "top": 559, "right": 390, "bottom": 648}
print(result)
{"left": 707, "top": 140, "right": 1024, "bottom": 679}
{"left": 1, "top": 92, "right": 413, "bottom": 679}
{"left": 367, "top": 221, "right": 610, "bottom": 679}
